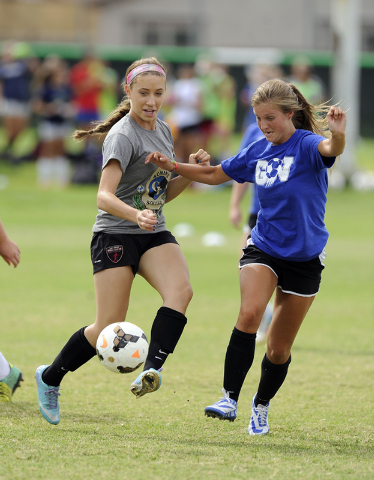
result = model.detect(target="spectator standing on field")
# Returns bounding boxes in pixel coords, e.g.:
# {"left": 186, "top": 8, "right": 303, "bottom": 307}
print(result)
{"left": 0, "top": 41, "right": 36, "bottom": 163}
{"left": 211, "top": 64, "right": 237, "bottom": 163}
{"left": 286, "top": 55, "right": 327, "bottom": 105}
{"left": 195, "top": 57, "right": 226, "bottom": 164}
{"left": 70, "top": 52, "right": 103, "bottom": 129}
{"left": 240, "top": 61, "right": 283, "bottom": 133}
{"left": 98, "top": 60, "right": 120, "bottom": 120}
{"left": 32, "top": 56, "right": 74, "bottom": 189}
{"left": 69, "top": 52, "right": 104, "bottom": 184}
{"left": 165, "top": 63, "right": 204, "bottom": 165}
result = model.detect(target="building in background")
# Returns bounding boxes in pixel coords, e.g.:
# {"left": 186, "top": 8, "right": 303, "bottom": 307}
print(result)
{"left": 0, "top": 0, "right": 373, "bottom": 179}
{"left": 0, "top": 0, "right": 374, "bottom": 52}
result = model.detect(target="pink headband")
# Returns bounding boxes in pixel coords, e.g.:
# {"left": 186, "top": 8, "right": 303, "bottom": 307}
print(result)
{"left": 126, "top": 64, "right": 166, "bottom": 85}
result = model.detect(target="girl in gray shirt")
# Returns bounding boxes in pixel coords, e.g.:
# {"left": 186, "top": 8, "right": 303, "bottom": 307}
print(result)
{"left": 35, "top": 57, "right": 210, "bottom": 425}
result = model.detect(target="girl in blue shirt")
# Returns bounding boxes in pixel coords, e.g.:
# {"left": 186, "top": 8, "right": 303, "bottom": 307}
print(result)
{"left": 146, "top": 78, "right": 346, "bottom": 436}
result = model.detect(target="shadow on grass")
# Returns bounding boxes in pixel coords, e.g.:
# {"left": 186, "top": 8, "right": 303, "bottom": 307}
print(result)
{"left": 0, "top": 402, "right": 125, "bottom": 426}
{"left": 1, "top": 403, "right": 371, "bottom": 467}
{"left": 55, "top": 414, "right": 373, "bottom": 461}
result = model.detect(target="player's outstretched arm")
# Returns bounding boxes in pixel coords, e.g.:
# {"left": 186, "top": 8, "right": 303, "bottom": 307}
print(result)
{"left": 318, "top": 106, "right": 347, "bottom": 157}
{"left": 0, "top": 220, "right": 20, "bottom": 267}
{"left": 145, "top": 149, "right": 231, "bottom": 186}
{"left": 165, "top": 149, "right": 211, "bottom": 202}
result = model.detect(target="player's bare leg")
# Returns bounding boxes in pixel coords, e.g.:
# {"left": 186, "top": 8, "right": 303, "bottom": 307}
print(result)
{"left": 85, "top": 265, "right": 134, "bottom": 347}
{"left": 130, "top": 243, "right": 193, "bottom": 398}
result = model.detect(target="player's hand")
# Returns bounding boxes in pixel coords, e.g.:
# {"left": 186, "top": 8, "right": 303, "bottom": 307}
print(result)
{"left": 327, "top": 106, "right": 347, "bottom": 136}
{"left": 189, "top": 149, "right": 211, "bottom": 166}
{"left": 136, "top": 209, "right": 158, "bottom": 231}
{"left": 0, "top": 238, "right": 20, "bottom": 267}
{"left": 145, "top": 151, "right": 175, "bottom": 171}
{"left": 229, "top": 206, "right": 242, "bottom": 228}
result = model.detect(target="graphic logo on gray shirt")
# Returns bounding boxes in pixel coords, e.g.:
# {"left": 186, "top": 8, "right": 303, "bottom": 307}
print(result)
{"left": 133, "top": 168, "right": 171, "bottom": 215}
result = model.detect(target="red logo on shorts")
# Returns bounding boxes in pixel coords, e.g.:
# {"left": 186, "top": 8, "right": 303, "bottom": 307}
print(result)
{"left": 106, "top": 245, "right": 123, "bottom": 263}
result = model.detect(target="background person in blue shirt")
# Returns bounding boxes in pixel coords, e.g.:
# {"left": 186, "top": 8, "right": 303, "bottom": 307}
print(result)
{"left": 146, "top": 78, "right": 347, "bottom": 436}
{"left": 0, "top": 41, "right": 36, "bottom": 162}
{"left": 229, "top": 122, "right": 273, "bottom": 345}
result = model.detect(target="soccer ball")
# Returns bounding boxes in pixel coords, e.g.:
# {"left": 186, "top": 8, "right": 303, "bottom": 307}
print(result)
{"left": 96, "top": 322, "right": 149, "bottom": 374}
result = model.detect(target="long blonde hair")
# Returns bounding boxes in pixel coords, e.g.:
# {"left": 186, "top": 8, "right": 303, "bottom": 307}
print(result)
{"left": 251, "top": 78, "right": 331, "bottom": 138}
{"left": 73, "top": 57, "right": 167, "bottom": 141}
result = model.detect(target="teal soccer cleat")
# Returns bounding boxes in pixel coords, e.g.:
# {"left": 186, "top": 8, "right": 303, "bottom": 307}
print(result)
{"left": 35, "top": 365, "right": 60, "bottom": 425}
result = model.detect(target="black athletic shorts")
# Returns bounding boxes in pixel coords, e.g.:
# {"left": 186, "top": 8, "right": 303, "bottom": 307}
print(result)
{"left": 91, "top": 230, "right": 179, "bottom": 276}
{"left": 242, "top": 214, "right": 258, "bottom": 234}
{"left": 248, "top": 213, "right": 258, "bottom": 231}
{"left": 239, "top": 238, "right": 325, "bottom": 297}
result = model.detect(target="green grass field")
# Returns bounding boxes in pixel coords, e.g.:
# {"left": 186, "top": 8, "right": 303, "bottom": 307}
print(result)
{"left": 0, "top": 160, "right": 373, "bottom": 480}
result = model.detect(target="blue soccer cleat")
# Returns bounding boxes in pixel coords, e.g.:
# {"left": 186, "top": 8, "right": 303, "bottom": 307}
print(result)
{"left": 130, "top": 368, "right": 162, "bottom": 398}
{"left": 35, "top": 365, "right": 61, "bottom": 425}
{"left": 205, "top": 389, "right": 237, "bottom": 422}
{"left": 248, "top": 394, "right": 270, "bottom": 435}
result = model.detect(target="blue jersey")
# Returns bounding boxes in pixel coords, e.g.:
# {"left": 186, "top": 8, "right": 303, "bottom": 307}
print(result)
{"left": 34, "top": 82, "right": 72, "bottom": 124}
{"left": 239, "top": 123, "right": 264, "bottom": 215}
{"left": 0, "top": 60, "right": 31, "bottom": 102}
{"left": 239, "top": 123, "right": 264, "bottom": 150}
{"left": 222, "top": 129, "right": 335, "bottom": 261}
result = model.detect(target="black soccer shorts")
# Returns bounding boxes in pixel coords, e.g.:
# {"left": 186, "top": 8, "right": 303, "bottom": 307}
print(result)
{"left": 239, "top": 239, "right": 325, "bottom": 297}
{"left": 91, "top": 230, "right": 178, "bottom": 276}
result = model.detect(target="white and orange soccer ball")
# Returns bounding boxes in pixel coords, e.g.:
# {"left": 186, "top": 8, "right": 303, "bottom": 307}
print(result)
{"left": 96, "top": 322, "right": 149, "bottom": 374}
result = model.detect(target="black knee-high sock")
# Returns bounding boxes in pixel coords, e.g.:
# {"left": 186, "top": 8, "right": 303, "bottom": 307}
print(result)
{"left": 223, "top": 327, "right": 256, "bottom": 403}
{"left": 42, "top": 327, "right": 97, "bottom": 387}
{"left": 255, "top": 353, "right": 292, "bottom": 406}
{"left": 143, "top": 307, "right": 187, "bottom": 371}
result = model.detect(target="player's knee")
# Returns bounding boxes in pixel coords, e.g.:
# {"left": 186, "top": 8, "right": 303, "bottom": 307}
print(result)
{"left": 167, "top": 282, "right": 193, "bottom": 310}
{"left": 238, "top": 304, "right": 263, "bottom": 330}
{"left": 266, "top": 345, "right": 291, "bottom": 365}
{"left": 180, "top": 282, "right": 193, "bottom": 305}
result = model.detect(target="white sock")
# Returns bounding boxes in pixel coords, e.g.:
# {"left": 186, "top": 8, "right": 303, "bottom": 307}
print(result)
{"left": 36, "top": 157, "right": 54, "bottom": 187}
{"left": 0, "top": 352, "right": 11, "bottom": 380}
{"left": 54, "top": 156, "right": 71, "bottom": 187}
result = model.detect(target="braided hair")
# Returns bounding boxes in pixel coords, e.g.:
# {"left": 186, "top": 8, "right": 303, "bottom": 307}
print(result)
{"left": 73, "top": 57, "right": 167, "bottom": 141}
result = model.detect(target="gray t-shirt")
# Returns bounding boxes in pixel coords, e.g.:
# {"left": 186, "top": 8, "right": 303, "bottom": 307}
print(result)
{"left": 93, "top": 115, "right": 175, "bottom": 234}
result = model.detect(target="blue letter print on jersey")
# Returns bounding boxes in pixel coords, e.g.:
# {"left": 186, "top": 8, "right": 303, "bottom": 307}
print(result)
{"left": 256, "top": 157, "right": 294, "bottom": 187}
